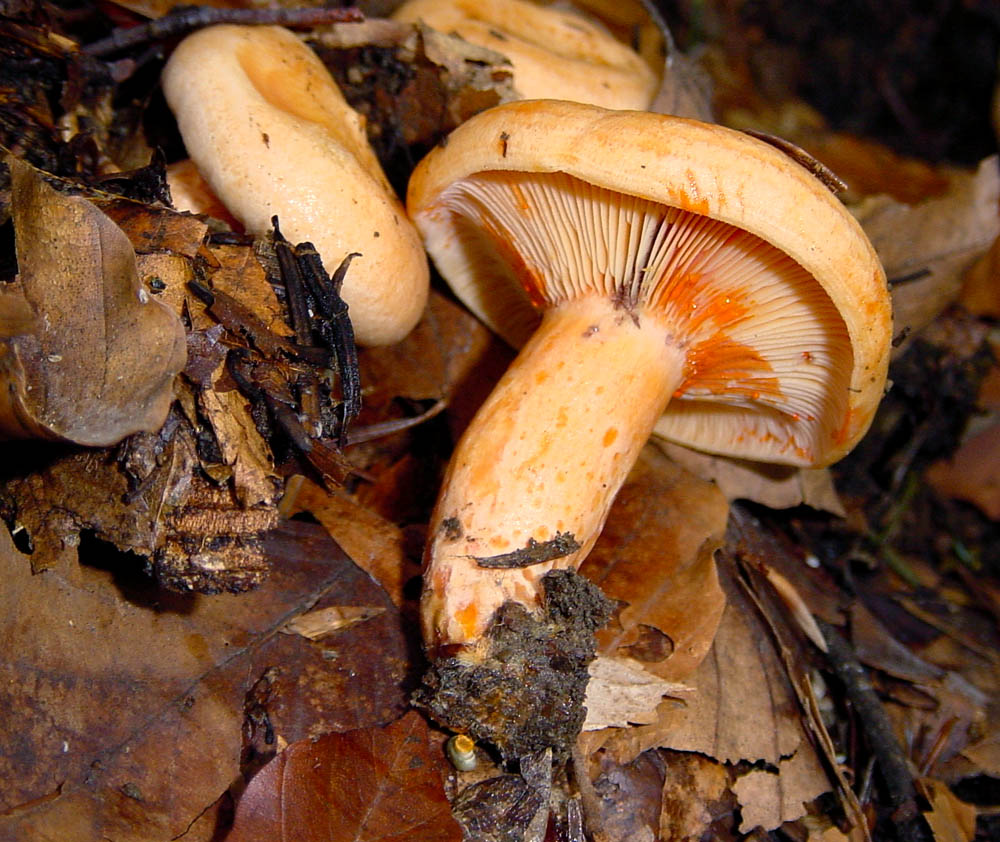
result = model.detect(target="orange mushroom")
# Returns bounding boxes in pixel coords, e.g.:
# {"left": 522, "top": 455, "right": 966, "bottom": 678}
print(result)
{"left": 392, "top": 0, "right": 658, "bottom": 110}
{"left": 407, "top": 101, "right": 891, "bottom": 753}
{"left": 161, "top": 24, "right": 429, "bottom": 347}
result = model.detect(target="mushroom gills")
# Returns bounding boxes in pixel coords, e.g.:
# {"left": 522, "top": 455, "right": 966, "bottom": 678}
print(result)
{"left": 430, "top": 170, "right": 854, "bottom": 463}
{"left": 422, "top": 169, "right": 854, "bottom": 650}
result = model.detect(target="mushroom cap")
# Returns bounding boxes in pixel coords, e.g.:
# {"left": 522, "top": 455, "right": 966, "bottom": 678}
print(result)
{"left": 162, "top": 24, "right": 429, "bottom": 346}
{"left": 392, "top": 0, "right": 657, "bottom": 110}
{"left": 407, "top": 100, "right": 892, "bottom": 466}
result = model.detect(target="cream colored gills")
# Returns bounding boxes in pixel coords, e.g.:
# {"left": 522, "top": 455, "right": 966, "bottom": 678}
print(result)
{"left": 422, "top": 295, "right": 681, "bottom": 648}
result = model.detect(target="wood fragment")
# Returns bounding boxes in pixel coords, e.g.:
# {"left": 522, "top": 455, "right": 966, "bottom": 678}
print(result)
{"left": 817, "top": 619, "right": 924, "bottom": 827}
{"left": 84, "top": 5, "right": 364, "bottom": 58}
{"left": 474, "top": 531, "right": 581, "bottom": 569}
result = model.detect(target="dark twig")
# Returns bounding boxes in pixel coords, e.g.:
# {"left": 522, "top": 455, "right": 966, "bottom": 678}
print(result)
{"left": 296, "top": 245, "right": 362, "bottom": 444}
{"left": 271, "top": 219, "right": 315, "bottom": 348}
{"left": 344, "top": 399, "right": 446, "bottom": 446}
{"left": 817, "top": 619, "right": 931, "bottom": 840}
{"left": 84, "top": 4, "right": 364, "bottom": 57}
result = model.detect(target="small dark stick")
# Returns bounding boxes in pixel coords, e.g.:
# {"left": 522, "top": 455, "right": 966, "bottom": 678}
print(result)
{"left": 817, "top": 619, "right": 931, "bottom": 840}
{"left": 295, "top": 246, "right": 362, "bottom": 445}
{"left": 271, "top": 217, "right": 316, "bottom": 348}
{"left": 84, "top": 5, "right": 364, "bottom": 57}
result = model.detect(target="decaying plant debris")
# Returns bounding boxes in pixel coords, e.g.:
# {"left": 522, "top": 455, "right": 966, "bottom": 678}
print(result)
{"left": 0, "top": 2, "right": 998, "bottom": 842}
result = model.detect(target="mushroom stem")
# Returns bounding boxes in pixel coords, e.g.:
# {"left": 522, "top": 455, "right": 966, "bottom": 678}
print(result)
{"left": 422, "top": 293, "right": 683, "bottom": 651}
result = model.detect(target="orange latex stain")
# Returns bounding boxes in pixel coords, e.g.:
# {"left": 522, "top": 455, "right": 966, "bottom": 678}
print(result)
{"left": 677, "top": 335, "right": 783, "bottom": 400}
{"left": 479, "top": 216, "right": 548, "bottom": 307}
{"left": 455, "top": 602, "right": 479, "bottom": 640}
{"left": 669, "top": 170, "right": 711, "bottom": 215}
{"left": 509, "top": 182, "right": 532, "bottom": 214}
{"left": 602, "top": 427, "right": 618, "bottom": 447}
{"left": 653, "top": 272, "right": 751, "bottom": 336}
{"left": 833, "top": 407, "right": 855, "bottom": 445}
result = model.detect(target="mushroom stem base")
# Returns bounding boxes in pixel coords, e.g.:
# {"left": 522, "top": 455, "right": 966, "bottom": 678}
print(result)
{"left": 423, "top": 294, "right": 683, "bottom": 650}
{"left": 415, "top": 569, "right": 615, "bottom": 762}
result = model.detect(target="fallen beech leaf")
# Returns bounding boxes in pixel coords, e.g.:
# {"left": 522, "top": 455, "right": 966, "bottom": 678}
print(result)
{"left": 926, "top": 421, "right": 1000, "bottom": 520}
{"left": 226, "top": 711, "right": 461, "bottom": 842}
{"left": 583, "top": 656, "right": 692, "bottom": 731}
{"left": 581, "top": 445, "right": 728, "bottom": 682}
{"left": 791, "top": 131, "right": 953, "bottom": 205}
{"left": 657, "top": 439, "right": 846, "bottom": 514}
{"left": 732, "top": 747, "right": 832, "bottom": 832}
{"left": 0, "top": 157, "right": 186, "bottom": 445}
{"left": 0, "top": 521, "right": 411, "bottom": 841}
{"left": 285, "top": 477, "right": 422, "bottom": 607}
{"left": 854, "top": 156, "right": 1000, "bottom": 352}
{"left": 101, "top": 199, "right": 210, "bottom": 259}
{"left": 656, "top": 750, "right": 732, "bottom": 842}
{"left": 588, "top": 551, "right": 803, "bottom": 767}
{"left": 914, "top": 778, "right": 978, "bottom": 842}
{"left": 282, "top": 605, "right": 386, "bottom": 640}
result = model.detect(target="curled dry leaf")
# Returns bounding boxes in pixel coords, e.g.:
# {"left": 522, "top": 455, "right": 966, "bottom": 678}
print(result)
{"left": 283, "top": 477, "right": 422, "bottom": 608}
{"left": 0, "top": 158, "right": 186, "bottom": 446}
{"left": 656, "top": 439, "right": 847, "bottom": 514}
{"left": 226, "top": 711, "right": 462, "bottom": 842}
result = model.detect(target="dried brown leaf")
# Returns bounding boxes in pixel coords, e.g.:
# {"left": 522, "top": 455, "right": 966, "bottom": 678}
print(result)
{"left": 926, "top": 421, "right": 1000, "bottom": 520}
{"left": 732, "top": 748, "right": 832, "bottom": 833}
{"left": 1, "top": 158, "right": 186, "bottom": 445}
{"left": 583, "top": 656, "right": 692, "bottom": 732}
{"left": 282, "top": 605, "right": 386, "bottom": 640}
{"left": 581, "top": 445, "right": 728, "bottom": 683}
{"left": 285, "top": 477, "right": 422, "bottom": 607}
{"left": 854, "top": 156, "right": 1000, "bottom": 352}
{"left": 586, "top": 540, "right": 818, "bottom": 774}
{"left": 657, "top": 751, "right": 732, "bottom": 842}
{"left": 914, "top": 778, "right": 978, "bottom": 842}
{"left": 0, "top": 520, "right": 411, "bottom": 842}
{"left": 657, "top": 439, "right": 846, "bottom": 514}
{"left": 226, "top": 711, "right": 462, "bottom": 842}
{"left": 198, "top": 384, "right": 279, "bottom": 508}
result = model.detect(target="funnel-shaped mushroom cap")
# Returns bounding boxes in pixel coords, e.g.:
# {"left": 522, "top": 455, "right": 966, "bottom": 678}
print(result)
{"left": 408, "top": 100, "right": 891, "bottom": 467}
{"left": 393, "top": 0, "right": 657, "bottom": 110}
{"left": 162, "top": 24, "right": 429, "bottom": 346}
